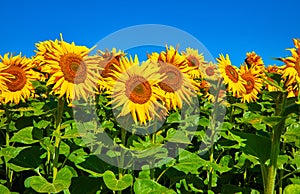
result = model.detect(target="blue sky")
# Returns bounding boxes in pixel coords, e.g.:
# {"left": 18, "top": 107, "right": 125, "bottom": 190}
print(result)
{"left": 1, "top": 0, "right": 299, "bottom": 66}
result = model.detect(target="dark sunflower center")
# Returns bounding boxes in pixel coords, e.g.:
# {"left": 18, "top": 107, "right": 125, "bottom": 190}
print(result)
{"left": 242, "top": 74, "right": 255, "bottom": 94}
{"left": 60, "top": 53, "right": 87, "bottom": 84}
{"left": 206, "top": 66, "right": 215, "bottom": 76}
{"left": 101, "top": 58, "right": 119, "bottom": 79}
{"left": 187, "top": 56, "right": 199, "bottom": 67}
{"left": 125, "top": 76, "right": 152, "bottom": 104}
{"left": 158, "top": 64, "right": 183, "bottom": 93}
{"left": 3, "top": 66, "right": 27, "bottom": 92}
{"left": 225, "top": 65, "right": 239, "bottom": 83}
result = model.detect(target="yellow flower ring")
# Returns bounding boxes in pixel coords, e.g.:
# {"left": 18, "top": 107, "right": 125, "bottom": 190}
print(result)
{"left": 72, "top": 24, "right": 226, "bottom": 170}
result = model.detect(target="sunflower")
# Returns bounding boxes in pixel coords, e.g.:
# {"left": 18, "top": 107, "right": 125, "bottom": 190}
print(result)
{"left": 181, "top": 48, "right": 205, "bottom": 78}
{"left": 264, "top": 65, "right": 282, "bottom": 92}
{"left": 286, "top": 84, "right": 298, "bottom": 98}
{"left": 217, "top": 54, "right": 245, "bottom": 97}
{"left": 35, "top": 34, "right": 100, "bottom": 103}
{"left": 0, "top": 53, "right": 37, "bottom": 104}
{"left": 0, "top": 63, "right": 9, "bottom": 94}
{"left": 201, "top": 61, "right": 220, "bottom": 81}
{"left": 245, "top": 51, "right": 264, "bottom": 73}
{"left": 148, "top": 46, "right": 196, "bottom": 110}
{"left": 97, "top": 48, "right": 125, "bottom": 92}
{"left": 278, "top": 39, "right": 300, "bottom": 86}
{"left": 239, "top": 65, "right": 263, "bottom": 103}
{"left": 108, "top": 55, "right": 165, "bottom": 125}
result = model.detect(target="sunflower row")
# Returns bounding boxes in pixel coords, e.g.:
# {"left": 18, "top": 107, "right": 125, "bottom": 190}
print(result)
{"left": 0, "top": 34, "right": 299, "bottom": 124}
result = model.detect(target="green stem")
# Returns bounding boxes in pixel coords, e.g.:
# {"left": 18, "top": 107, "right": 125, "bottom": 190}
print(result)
{"left": 150, "top": 123, "right": 157, "bottom": 180}
{"left": 52, "top": 98, "right": 64, "bottom": 182}
{"left": 265, "top": 132, "right": 280, "bottom": 194}
{"left": 261, "top": 164, "right": 267, "bottom": 190}
{"left": 208, "top": 145, "right": 214, "bottom": 191}
{"left": 118, "top": 128, "right": 127, "bottom": 194}
{"left": 278, "top": 142, "right": 286, "bottom": 194}
{"left": 264, "top": 92, "right": 287, "bottom": 194}
{"left": 4, "top": 106, "right": 13, "bottom": 189}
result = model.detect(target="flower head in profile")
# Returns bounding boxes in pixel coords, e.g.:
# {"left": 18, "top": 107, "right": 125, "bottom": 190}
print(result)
{"left": 201, "top": 61, "right": 220, "bottom": 81}
{"left": 0, "top": 53, "right": 37, "bottom": 104}
{"left": 239, "top": 65, "right": 263, "bottom": 103}
{"left": 181, "top": 48, "right": 206, "bottom": 78}
{"left": 97, "top": 48, "right": 125, "bottom": 92}
{"left": 108, "top": 55, "right": 166, "bottom": 125}
{"left": 278, "top": 38, "right": 300, "bottom": 86}
{"left": 245, "top": 51, "right": 264, "bottom": 73}
{"left": 264, "top": 65, "right": 282, "bottom": 92}
{"left": 35, "top": 34, "right": 100, "bottom": 104}
{"left": 217, "top": 54, "right": 245, "bottom": 97}
{"left": 148, "top": 46, "right": 197, "bottom": 110}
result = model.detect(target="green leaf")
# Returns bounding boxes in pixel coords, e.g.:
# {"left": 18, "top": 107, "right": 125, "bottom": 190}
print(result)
{"left": 166, "top": 112, "right": 181, "bottom": 123}
{"left": 34, "top": 120, "right": 51, "bottom": 129}
{"left": 262, "top": 116, "right": 284, "bottom": 128}
{"left": 28, "top": 167, "right": 73, "bottom": 193}
{"left": 230, "top": 130, "right": 271, "bottom": 164}
{"left": 8, "top": 146, "right": 45, "bottom": 172}
{"left": 283, "top": 124, "right": 300, "bottom": 148}
{"left": 283, "top": 184, "right": 300, "bottom": 194}
{"left": 198, "top": 117, "right": 209, "bottom": 127}
{"left": 0, "top": 184, "right": 10, "bottom": 194}
{"left": 10, "top": 127, "right": 40, "bottom": 144}
{"left": 277, "top": 155, "right": 289, "bottom": 170}
{"left": 236, "top": 112, "right": 262, "bottom": 125}
{"left": 76, "top": 155, "right": 108, "bottom": 177}
{"left": 165, "top": 129, "right": 192, "bottom": 144}
{"left": 173, "top": 149, "right": 206, "bottom": 174}
{"left": 232, "top": 103, "right": 248, "bottom": 111}
{"left": 103, "top": 170, "right": 133, "bottom": 191}
{"left": 134, "top": 178, "right": 176, "bottom": 194}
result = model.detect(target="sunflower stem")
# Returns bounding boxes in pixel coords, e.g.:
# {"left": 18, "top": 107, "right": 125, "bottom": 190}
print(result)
{"left": 264, "top": 92, "right": 286, "bottom": 194}
{"left": 150, "top": 123, "right": 157, "bottom": 180}
{"left": 52, "top": 98, "right": 64, "bottom": 182}
{"left": 4, "top": 106, "right": 13, "bottom": 189}
{"left": 117, "top": 128, "right": 127, "bottom": 194}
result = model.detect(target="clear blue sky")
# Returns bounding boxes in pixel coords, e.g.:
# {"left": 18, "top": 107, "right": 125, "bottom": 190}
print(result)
{"left": 1, "top": 0, "right": 299, "bottom": 66}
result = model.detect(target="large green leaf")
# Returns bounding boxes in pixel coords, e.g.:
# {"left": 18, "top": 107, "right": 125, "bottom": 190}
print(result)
{"left": 10, "top": 127, "right": 40, "bottom": 144}
{"left": 134, "top": 178, "right": 176, "bottom": 194}
{"left": 0, "top": 184, "right": 10, "bottom": 194}
{"left": 173, "top": 149, "right": 206, "bottom": 174}
{"left": 28, "top": 167, "right": 73, "bottom": 193}
{"left": 230, "top": 130, "right": 271, "bottom": 164}
{"left": 283, "top": 123, "right": 300, "bottom": 148}
{"left": 8, "top": 146, "right": 45, "bottom": 172}
{"left": 283, "top": 184, "right": 300, "bottom": 194}
{"left": 103, "top": 170, "right": 133, "bottom": 191}
{"left": 76, "top": 155, "right": 108, "bottom": 177}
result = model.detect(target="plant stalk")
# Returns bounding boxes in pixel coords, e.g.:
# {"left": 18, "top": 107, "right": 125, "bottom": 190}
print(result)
{"left": 52, "top": 98, "right": 64, "bottom": 181}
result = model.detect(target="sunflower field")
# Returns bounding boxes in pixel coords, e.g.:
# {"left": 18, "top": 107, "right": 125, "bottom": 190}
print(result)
{"left": 1, "top": 35, "right": 300, "bottom": 194}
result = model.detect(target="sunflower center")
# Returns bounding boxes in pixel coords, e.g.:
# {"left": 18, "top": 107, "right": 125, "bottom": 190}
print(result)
{"left": 3, "top": 66, "right": 27, "bottom": 92}
{"left": 206, "top": 66, "right": 215, "bottom": 76}
{"left": 187, "top": 56, "right": 199, "bottom": 67}
{"left": 125, "top": 76, "right": 152, "bottom": 104}
{"left": 158, "top": 64, "right": 183, "bottom": 93}
{"left": 60, "top": 53, "right": 87, "bottom": 84}
{"left": 101, "top": 58, "right": 118, "bottom": 79}
{"left": 225, "top": 65, "right": 239, "bottom": 83}
{"left": 242, "top": 74, "right": 255, "bottom": 94}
